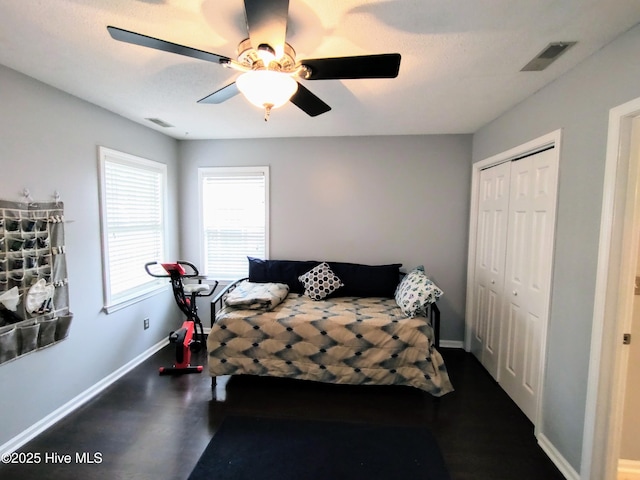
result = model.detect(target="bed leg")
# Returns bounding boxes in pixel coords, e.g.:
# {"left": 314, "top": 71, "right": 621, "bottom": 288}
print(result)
{"left": 212, "top": 375, "right": 230, "bottom": 402}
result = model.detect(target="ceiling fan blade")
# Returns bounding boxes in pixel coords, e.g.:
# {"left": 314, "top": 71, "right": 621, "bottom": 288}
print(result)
{"left": 197, "top": 83, "right": 240, "bottom": 104}
{"left": 301, "top": 53, "right": 401, "bottom": 80}
{"left": 107, "top": 26, "right": 230, "bottom": 64}
{"left": 290, "top": 83, "right": 331, "bottom": 117}
{"left": 243, "top": 0, "right": 289, "bottom": 52}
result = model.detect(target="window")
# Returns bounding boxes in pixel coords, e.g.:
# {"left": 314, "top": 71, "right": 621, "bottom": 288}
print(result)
{"left": 98, "top": 147, "right": 168, "bottom": 312}
{"left": 199, "top": 166, "right": 269, "bottom": 281}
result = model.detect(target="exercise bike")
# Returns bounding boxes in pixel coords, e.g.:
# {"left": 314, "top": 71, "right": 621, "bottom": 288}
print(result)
{"left": 145, "top": 261, "right": 217, "bottom": 375}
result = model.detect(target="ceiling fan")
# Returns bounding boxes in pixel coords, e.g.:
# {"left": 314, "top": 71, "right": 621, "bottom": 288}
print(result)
{"left": 107, "top": 0, "right": 401, "bottom": 121}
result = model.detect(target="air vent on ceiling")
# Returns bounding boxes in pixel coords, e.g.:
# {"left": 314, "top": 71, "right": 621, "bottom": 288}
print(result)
{"left": 146, "top": 118, "right": 174, "bottom": 128}
{"left": 521, "top": 42, "right": 577, "bottom": 72}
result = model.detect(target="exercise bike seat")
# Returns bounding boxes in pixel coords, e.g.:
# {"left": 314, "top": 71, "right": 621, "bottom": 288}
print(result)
{"left": 183, "top": 284, "right": 211, "bottom": 295}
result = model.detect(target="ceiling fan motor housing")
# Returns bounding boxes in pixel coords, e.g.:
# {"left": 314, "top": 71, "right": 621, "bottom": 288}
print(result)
{"left": 236, "top": 38, "right": 297, "bottom": 73}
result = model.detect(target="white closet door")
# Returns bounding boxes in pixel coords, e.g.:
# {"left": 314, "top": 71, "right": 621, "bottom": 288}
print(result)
{"left": 470, "top": 161, "right": 511, "bottom": 379}
{"left": 499, "top": 148, "right": 558, "bottom": 422}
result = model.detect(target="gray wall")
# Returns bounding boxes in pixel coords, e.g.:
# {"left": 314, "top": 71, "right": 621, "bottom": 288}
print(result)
{"left": 0, "top": 65, "right": 181, "bottom": 447}
{"left": 178, "top": 135, "right": 472, "bottom": 342}
{"left": 472, "top": 23, "right": 640, "bottom": 473}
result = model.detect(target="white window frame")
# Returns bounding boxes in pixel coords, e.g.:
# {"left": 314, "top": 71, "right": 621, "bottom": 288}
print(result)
{"left": 98, "top": 146, "right": 169, "bottom": 313}
{"left": 198, "top": 166, "right": 270, "bottom": 283}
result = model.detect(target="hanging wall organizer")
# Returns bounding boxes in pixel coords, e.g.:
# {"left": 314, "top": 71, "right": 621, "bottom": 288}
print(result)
{"left": 0, "top": 196, "right": 73, "bottom": 365}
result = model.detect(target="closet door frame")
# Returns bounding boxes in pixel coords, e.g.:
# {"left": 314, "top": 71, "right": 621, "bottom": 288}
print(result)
{"left": 465, "top": 129, "right": 562, "bottom": 431}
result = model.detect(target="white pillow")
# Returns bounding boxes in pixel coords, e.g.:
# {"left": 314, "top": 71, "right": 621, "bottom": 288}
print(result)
{"left": 394, "top": 266, "right": 443, "bottom": 317}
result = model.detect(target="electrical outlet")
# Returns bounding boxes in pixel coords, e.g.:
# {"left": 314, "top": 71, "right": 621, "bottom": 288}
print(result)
{"left": 143, "top": 318, "right": 149, "bottom": 330}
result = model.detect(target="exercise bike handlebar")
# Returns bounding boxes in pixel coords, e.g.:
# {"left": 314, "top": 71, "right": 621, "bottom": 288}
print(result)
{"left": 144, "top": 260, "right": 200, "bottom": 278}
{"left": 144, "top": 261, "right": 218, "bottom": 297}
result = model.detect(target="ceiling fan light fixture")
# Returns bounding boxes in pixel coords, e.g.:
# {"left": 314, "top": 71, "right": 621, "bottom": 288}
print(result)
{"left": 236, "top": 70, "right": 298, "bottom": 111}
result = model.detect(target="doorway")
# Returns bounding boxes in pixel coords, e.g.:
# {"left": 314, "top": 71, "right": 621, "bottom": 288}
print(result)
{"left": 581, "top": 97, "right": 640, "bottom": 479}
{"left": 618, "top": 237, "right": 640, "bottom": 479}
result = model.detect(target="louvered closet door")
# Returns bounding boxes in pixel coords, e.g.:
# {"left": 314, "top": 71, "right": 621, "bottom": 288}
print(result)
{"left": 470, "top": 161, "right": 511, "bottom": 380}
{"left": 499, "top": 148, "right": 558, "bottom": 422}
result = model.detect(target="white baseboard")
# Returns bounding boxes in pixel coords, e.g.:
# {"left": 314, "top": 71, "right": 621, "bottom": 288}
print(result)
{"left": 0, "top": 338, "right": 168, "bottom": 457}
{"left": 619, "top": 460, "right": 640, "bottom": 480}
{"left": 538, "top": 432, "right": 580, "bottom": 480}
{"left": 439, "top": 340, "right": 464, "bottom": 349}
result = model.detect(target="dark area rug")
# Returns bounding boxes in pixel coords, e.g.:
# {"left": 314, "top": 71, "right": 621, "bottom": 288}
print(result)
{"left": 188, "top": 415, "right": 450, "bottom": 480}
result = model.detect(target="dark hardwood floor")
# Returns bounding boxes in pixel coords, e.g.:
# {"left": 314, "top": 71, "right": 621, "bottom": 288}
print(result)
{"left": 0, "top": 346, "right": 565, "bottom": 480}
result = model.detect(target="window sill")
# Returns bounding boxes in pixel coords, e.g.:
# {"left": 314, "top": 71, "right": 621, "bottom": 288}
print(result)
{"left": 103, "top": 284, "right": 169, "bottom": 314}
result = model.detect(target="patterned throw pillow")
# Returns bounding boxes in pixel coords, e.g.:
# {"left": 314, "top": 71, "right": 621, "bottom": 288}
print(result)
{"left": 394, "top": 266, "right": 443, "bottom": 317}
{"left": 298, "top": 262, "right": 344, "bottom": 300}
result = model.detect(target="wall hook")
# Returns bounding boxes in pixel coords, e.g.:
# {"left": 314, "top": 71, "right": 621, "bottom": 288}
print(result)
{"left": 22, "top": 188, "right": 36, "bottom": 207}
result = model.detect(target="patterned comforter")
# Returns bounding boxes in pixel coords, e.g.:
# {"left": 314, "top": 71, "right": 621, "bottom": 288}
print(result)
{"left": 207, "top": 293, "right": 453, "bottom": 396}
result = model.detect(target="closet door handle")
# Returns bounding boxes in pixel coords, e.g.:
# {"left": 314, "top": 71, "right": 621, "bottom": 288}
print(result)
{"left": 513, "top": 290, "right": 518, "bottom": 296}
{"left": 491, "top": 280, "right": 495, "bottom": 284}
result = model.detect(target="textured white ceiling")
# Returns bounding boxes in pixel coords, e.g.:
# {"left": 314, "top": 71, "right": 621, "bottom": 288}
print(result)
{"left": 1, "top": 0, "right": 639, "bottom": 140}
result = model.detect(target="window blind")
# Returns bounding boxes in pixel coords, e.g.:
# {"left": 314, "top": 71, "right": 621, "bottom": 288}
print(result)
{"left": 200, "top": 168, "right": 268, "bottom": 281}
{"left": 99, "top": 147, "right": 167, "bottom": 310}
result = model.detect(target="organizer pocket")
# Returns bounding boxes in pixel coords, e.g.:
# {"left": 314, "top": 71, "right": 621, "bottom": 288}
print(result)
{"left": 0, "top": 326, "right": 18, "bottom": 364}
{"left": 37, "top": 317, "right": 58, "bottom": 348}
{"left": 55, "top": 314, "right": 73, "bottom": 341}
{"left": 18, "top": 321, "right": 40, "bottom": 354}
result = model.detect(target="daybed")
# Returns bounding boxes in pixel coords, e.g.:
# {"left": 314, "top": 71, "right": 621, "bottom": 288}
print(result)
{"left": 208, "top": 258, "right": 453, "bottom": 397}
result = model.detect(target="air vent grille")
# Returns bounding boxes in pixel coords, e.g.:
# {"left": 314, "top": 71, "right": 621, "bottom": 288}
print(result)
{"left": 145, "top": 118, "right": 174, "bottom": 128}
{"left": 521, "top": 42, "right": 576, "bottom": 71}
